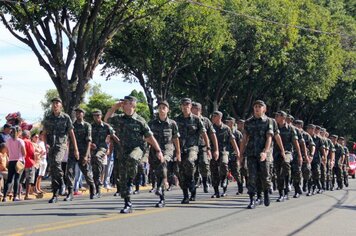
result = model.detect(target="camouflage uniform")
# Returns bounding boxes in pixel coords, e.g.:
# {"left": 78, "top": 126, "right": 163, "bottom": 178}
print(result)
{"left": 227, "top": 127, "right": 243, "bottom": 192}
{"left": 332, "top": 143, "right": 345, "bottom": 189}
{"left": 148, "top": 116, "right": 179, "bottom": 201}
{"left": 175, "top": 113, "right": 206, "bottom": 200}
{"left": 311, "top": 135, "right": 326, "bottom": 192}
{"left": 211, "top": 122, "right": 235, "bottom": 196}
{"left": 268, "top": 118, "right": 279, "bottom": 192}
{"left": 319, "top": 137, "right": 329, "bottom": 190}
{"left": 110, "top": 112, "right": 152, "bottom": 199}
{"left": 273, "top": 123, "right": 298, "bottom": 198}
{"left": 342, "top": 146, "right": 349, "bottom": 187}
{"left": 66, "top": 120, "right": 95, "bottom": 196}
{"left": 91, "top": 121, "right": 114, "bottom": 195}
{"left": 43, "top": 111, "right": 74, "bottom": 197}
{"left": 301, "top": 131, "right": 315, "bottom": 192}
{"left": 325, "top": 138, "right": 335, "bottom": 190}
{"left": 244, "top": 115, "right": 273, "bottom": 196}
{"left": 291, "top": 127, "right": 305, "bottom": 195}
{"left": 194, "top": 116, "right": 215, "bottom": 190}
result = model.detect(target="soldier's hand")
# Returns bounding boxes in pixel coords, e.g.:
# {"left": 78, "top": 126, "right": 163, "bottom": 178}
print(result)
{"left": 212, "top": 150, "right": 219, "bottom": 161}
{"left": 82, "top": 156, "right": 88, "bottom": 166}
{"left": 90, "top": 143, "right": 97, "bottom": 150}
{"left": 176, "top": 153, "right": 181, "bottom": 163}
{"left": 298, "top": 158, "right": 302, "bottom": 167}
{"left": 260, "top": 152, "right": 267, "bottom": 162}
{"left": 156, "top": 150, "right": 164, "bottom": 163}
{"left": 74, "top": 150, "right": 80, "bottom": 161}
{"left": 113, "top": 101, "right": 123, "bottom": 110}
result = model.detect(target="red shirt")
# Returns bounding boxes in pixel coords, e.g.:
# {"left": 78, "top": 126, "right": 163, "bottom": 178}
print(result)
{"left": 23, "top": 138, "right": 35, "bottom": 168}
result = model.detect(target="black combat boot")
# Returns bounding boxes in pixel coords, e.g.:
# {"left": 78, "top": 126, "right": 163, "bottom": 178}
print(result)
{"left": 221, "top": 187, "right": 227, "bottom": 197}
{"left": 133, "top": 184, "right": 140, "bottom": 195}
{"left": 155, "top": 194, "right": 165, "bottom": 208}
{"left": 276, "top": 190, "right": 284, "bottom": 202}
{"left": 264, "top": 190, "right": 270, "bottom": 207}
{"left": 48, "top": 189, "right": 58, "bottom": 203}
{"left": 189, "top": 180, "right": 197, "bottom": 201}
{"left": 255, "top": 192, "right": 262, "bottom": 205}
{"left": 284, "top": 188, "right": 289, "bottom": 200}
{"left": 211, "top": 186, "right": 220, "bottom": 198}
{"left": 89, "top": 184, "right": 97, "bottom": 199}
{"left": 120, "top": 197, "right": 133, "bottom": 214}
{"left": 247, "top": 194, "right": 256, "bottom": 209}
{"left": 181, "top": 189, "right": 189, "bottom": 204}
{"left": 64, "top": 188, "right": 73, "bottom": 201}
{"left": 202, "top": 177, "right": 209, "bottom": 193}
{"left": 302, "top": 180, "right": 307, "bottom": 192}
{"left": 96, "top": 184, "right": 102, "bottom": 198}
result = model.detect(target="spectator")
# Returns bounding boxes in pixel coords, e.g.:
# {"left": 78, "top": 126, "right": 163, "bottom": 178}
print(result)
{"left": 35, "top": 131, "right": 47, "bottom": 193}
{"left": 2, "top": 126, "right": 25, "bottom": 202}
{"left": 22, "top": 130, "right": 36, "bottom": 200}
{"left": 0, "top": 143, "right": 9, "bottom": 197}
{"left": 0, "top": 124, "right": 12, "bottom": 144}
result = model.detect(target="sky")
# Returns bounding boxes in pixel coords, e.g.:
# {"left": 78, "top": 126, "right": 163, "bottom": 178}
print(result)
{"left": 0, "top": 25, "right": 143, "bottom": 125}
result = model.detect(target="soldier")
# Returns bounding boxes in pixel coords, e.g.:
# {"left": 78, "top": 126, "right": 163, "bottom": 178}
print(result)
{"left": 273, "top": 111, "right": 302, "bottom": 202}
{"left": 295, "top": 122, "right": 315, "bottom": 194}
{"left": 331, "top": 135, "right": 345, "bottom": 190}
{"left": 240, "top": 100, "right": 273, "bottom": 209}
{"left": 191, "top": 102, "right": 218, "bottom": 193}
{"left": 148, "top": 101, "right": 180, "bottom": 207}
{"left": 175, "top": 98, "right": 212, "bottom": 204}
{"left": 210, "top": 111, "right": 240, "bottom": 198}
{"left": 64, "top": 107, "right": 96, "bottom": 201}
{"left": 42, "top": 97, "right": 79, "bottom": 203}
{"left": 310, "top": 125, "right": 327, "bottom": 194}
{"left": 91, "top": 109, "right": 118, "bottom": 198}
{"left": 339, "top": 137, "right": 349, "bottom": 188}
{"left": 324, "top": 132, "right": 335, "bottom": 191}
{"left": 105, "top": 95, "right": 163, "bottom": 213}
{"left": 319, "top": 128, "right": 329, "bottom": 190}
{"left": 225, "top": 117, "right": 244, "bottom": 195}
{"left": 237, "top": 119, "right": 248, "bottom": 193}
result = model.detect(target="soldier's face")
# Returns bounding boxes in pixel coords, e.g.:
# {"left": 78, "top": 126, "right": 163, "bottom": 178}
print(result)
{"left": 253, "top": 104, "right": 265, "bottom": 117}
{"left": 181, "top": 103, "right": 192, "bottom": 114}
{"left": 93, "top": 114, "right": 102, "bottom": 123}
{"left": 307, "top": 128, "right": 315, "bottom": 136}
{"left": 191, "top": 106, "right": 201, "bottom": 116}
{"left": 158, "top": 104, "right": 169, "bottom": 116}
{"left": 52, "top": 101, "right": 62, "bottom": 113}
{"left": 76, "top": 111, "right": 84, "bottom": 120}
{"left": 237, "top": 122, "right": 244, "bottom": 130}
{"left": 123, "top": 100, "right": 136, "bottom": 114}
{"left": 212, "top": 114, "right": 221, "bottom": 125}
{"left": 226, "top": 120, "right": 234, "bottom": 128}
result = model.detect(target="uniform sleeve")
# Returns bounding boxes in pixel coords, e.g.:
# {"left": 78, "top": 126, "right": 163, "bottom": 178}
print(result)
{"left": 142, "top": 121, "right": 153, "bottom": 138}
{"left": 266, "top": 119, "right": 274, "bottom": 136}
{"left": 86, "top": 123, "right": 92, "bottom": 143}
{"left": 207, "top": 119, "right": 216, "bottom": 135}
{"left": 197, "top": 118, "right": 207, "bottom": 134}
{"left": 106, "top": 123, "right": 115, "bottom": 136}
{"left": 272, "top": 119, "right": 280, "bottom": 135}
{"left": 66, "top": 115, "right": 74, "bottom": 133}
{"left": 228, "top": 127, "right": 235, "bottom": 141}
{"left": 291, "top": 127, "right": 298, "bottom": 141}
{"left": 171, "top": 121, "right": 180, "bottom": 139}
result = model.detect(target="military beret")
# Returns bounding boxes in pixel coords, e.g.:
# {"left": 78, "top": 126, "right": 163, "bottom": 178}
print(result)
{"left": 287, "top": 114, "right": 294, "bottom": 120}
{"left": 212, "top": 111, "right": 223, "bottom": 117}
{"left": 294, "top": 120, "right": 304, "bottom": 125}
{"left": 315, "top": 125, "right": 321, "bottom": 130}
{"left": 51, "top": 97, "right": 62, "bottom": 103}
{"left": 123, "top": 95, "right": 137, "bottom": 102}
{"left": 237, "top": 119, "right": 245, "bottom": 123}
{"left": 158, "top": 100, "right": 169, "bottom": 108}
{"left": 180, "top": 98, "right": 192, "bottom": 104}
{"left": 275, "top": 111, "right": 287, "bottom": 117}
{"left": 252, "top": 100, "right": 266, "bottom": 107}
{"left": 330, "top": 134, "right": 338, "bottom": 139}
{"left": 307, "top": 124, "right": 316, "bottom": 129}
{"left": 225, "top": 117, "right": 236, "bottom": 122}
{"left": 74, "top": 107, "right": 85, "bottom": 113}
{"left": 338, "top": 136, "right": 345, "bottom": 140}
{"left": 192, "top": 102, "right": 202, "bottom": 109}
{"left": 92, "top": 109, "right": 102, "bottom": 115}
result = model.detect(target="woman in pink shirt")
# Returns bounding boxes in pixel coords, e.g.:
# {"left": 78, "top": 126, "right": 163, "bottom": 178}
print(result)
{"left": 2, "top": 126, "right": 26, "bottom": 202}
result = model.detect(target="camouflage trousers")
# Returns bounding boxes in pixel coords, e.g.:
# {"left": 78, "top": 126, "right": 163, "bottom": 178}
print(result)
{"left": 332, "top": 165, "right": 343, "bottom": 188}
{"left": 167, "top": 160, "right": 179, "bottom": 187}
{"left": 274, "top": 152, "right": 292, "bottom": 192}
{"left": 247, "top": 155, "right": 271, "bottom": 195}
{"left": 291, "top": 160, "right": 302, "bottom": 187}
{"left": 48, "top": 146, "right": 66, "bottom": 195}
{"left": 134, "top": 161, "right": 146, "bottom": 188}
{"left": 178, "top": 146, "right": 198, "bottom": 191}
{"left": 240, "top": 157, "right": 248, "bottom": 185}
{"left": 150, "top": 149, "right": 173, "bottom": 196}
{"left": 311, "top": 161, "right": 321, "bottom": 189}
{"left": 194, "top": 146, "right": 211, "bottom": 184}
{"left": 228, "top": 155, "right": 242, "bottom": 184}
{"left": 320, "top": 162, "right": 327, "bottom": 188}
{"left": 65, "top": 155, "right": 94, "bottom": 192}
{"left": 302, "top": 162, "right": 312, "bottom": 183}
{"left": 91, "top": 148, "right": 106, "bottom": 191}
{"left": 210, "top": 151, "right": 229, "bottom": 188}
{"left": 117, "top": 147, "right": 144, "bottom": 198}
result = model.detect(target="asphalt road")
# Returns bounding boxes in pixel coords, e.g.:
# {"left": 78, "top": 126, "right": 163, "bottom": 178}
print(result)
{"left": 1, "top": 179, "right": 356, "bottom": 236}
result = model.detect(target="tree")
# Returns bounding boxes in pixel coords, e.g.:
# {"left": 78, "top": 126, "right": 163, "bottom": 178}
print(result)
{"left": 0, "top": 0, "right": 168, "bottom": 117}
{"left": 102, "top": 0, "right": 231, "bottom": 115}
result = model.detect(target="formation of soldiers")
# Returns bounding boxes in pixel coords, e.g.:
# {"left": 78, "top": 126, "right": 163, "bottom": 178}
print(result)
{"left": 42, "top": 96, "right": 351, "bottom": 213}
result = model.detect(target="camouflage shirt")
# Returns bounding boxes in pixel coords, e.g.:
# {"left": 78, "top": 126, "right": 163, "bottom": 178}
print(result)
{"left": 275, "top": 123, "right": 298, "bottom": 153}
{"left": 148, "top": 117, "right": 180, "bottom": 151}
{"left": 69, "top": 120, "right": 92, "bottom": 155}
{"left": 109, "top": 112, "right": 152, "bottom": 152}
{"left": 312, "top": 135, "right": 325, "bottom": 163}
{"left": 198, "top": 116, "right": 215, "bottom": 147}
{"left": 227, "top": 127, "right": 242, "bottom": 153}
{"left": 213, "top": 123, "right": 234, "bottom": 152}
{"left": 91, "top": 121, "right": 114, "bottom": 150}
{"left": 175, "top": 113, "right": 206, "bottom": 150}
{"left": 43, "top": 112, "right": 74, "bottom": 148}
{"left": 334, "top": 143, "right": 345, "bottom": 165}
{"left": 244, "top": 115, "right": 274, "bottom": 157}
{"left": 326, "top": 138, "right": 335, "bottom": 159}
{"left": 302, "top": 131, "right": 315, "bottom": 156}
